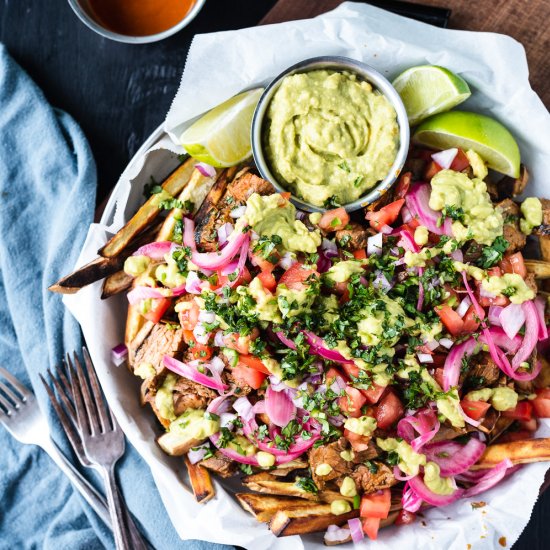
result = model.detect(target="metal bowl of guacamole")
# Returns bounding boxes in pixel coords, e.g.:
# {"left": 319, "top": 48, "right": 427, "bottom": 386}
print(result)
{"left": 251, "top": 56, "right": 410, "bottom": 212}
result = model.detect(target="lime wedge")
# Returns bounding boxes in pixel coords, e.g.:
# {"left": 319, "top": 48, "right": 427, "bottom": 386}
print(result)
{"left": 180, "top": 88, "right": 264, "bottom": 167}
{"left": 392, "top": 65, "right": 471, "bottom": 126}
{"left": 413, "top": 111, "right": 521, "bottom": 178}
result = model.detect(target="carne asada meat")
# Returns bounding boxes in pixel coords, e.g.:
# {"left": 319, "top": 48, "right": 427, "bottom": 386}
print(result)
{"left": 133, "top": 324, "right": 186, "bottom": 375}
{"left": 336, "top": 222, "right": 373, "bottom": 250}
{"left": 173, "top": 376, "right": 216, "bottom": 416}
{"left": 346, "top": 462, "right": 396, "bottom": 494}
{"left": 497, "top": 199, "right": 526, "bottom": 253}
{"left": 195, "top": 171, "right": 274, "bottom": 252}
{"left": 200, "top": 452, "right": 237, "bottom": 478}
{"left": 466, "top": 352, "right": 501, "bottom": 387}
{"left": 309, "top": 438, "right": 353, "bottom": 489}
{"left": 431, "top": 425, "right": 467, "bottom": 443}
{"left": 534, "top": 198, "right": 550, "bottom": 236}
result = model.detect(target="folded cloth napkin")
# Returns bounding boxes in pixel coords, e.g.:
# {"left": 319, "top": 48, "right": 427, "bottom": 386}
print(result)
{"left": 0, "top": 45, "right": 231, "bottom": 550}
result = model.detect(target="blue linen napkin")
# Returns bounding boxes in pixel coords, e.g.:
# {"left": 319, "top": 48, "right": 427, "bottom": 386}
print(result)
{"left": 0, "top": 45, "right": 231, "bottom": 550}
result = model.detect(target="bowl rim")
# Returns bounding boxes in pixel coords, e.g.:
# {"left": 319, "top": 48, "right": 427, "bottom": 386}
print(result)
{"left": 66, "top": 0, "right": 206, "bottom": 44}
{"left": 251, "top": 55, "right": 410, "bottom": 212}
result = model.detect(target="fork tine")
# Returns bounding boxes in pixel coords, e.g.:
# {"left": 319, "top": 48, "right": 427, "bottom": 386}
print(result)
{"left": 0, "top": 379, "right": 21, "bottom": 407}
{"left": 72, "top": 352, "right": 100, "bottom": 436}
{"left": 40, "top": 373, "right": 83, "bottom": 455}
{"left": 0, "top": 366, "right": 31, "bottom": 399}
{"left": 67, "top": 353, "right": 92, "bottom": 436}
{"left": 51, "top": 364, "right": 77, "bottom": 423}
{"left": 82, "top": 347, "right": 112, "bottom": 433}
{"left": 0, "top": 391, "right": 15, "bottom": 415}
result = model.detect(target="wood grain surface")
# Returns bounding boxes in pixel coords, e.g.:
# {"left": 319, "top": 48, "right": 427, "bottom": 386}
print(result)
{"left": 261, "top": 0, "right": 550, "bottom": 109}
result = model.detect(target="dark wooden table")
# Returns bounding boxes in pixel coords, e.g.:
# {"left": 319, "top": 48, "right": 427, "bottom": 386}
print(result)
{"left": 0, "top": 1, "right": 548, "bottom": 548}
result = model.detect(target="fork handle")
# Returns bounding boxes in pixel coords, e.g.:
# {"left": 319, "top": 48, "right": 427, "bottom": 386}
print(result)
{"left": 100, "top": 464, "right": 132, "bottom": 550}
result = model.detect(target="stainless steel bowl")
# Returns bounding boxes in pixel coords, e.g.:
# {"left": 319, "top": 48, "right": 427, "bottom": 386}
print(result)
{"left": 67, "top": 0, "right": 206, "bottom": 44}
{"left": 251, "top": 56, "right": 410, "bottom": 212}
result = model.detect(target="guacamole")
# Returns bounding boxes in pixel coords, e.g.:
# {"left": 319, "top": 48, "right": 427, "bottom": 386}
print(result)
{"left": 429, "top": 169, "right": 503, "bottom": 245}
{"left": 264, "top": 70, "right": 399, "bottom": 207}
{"left": 246, "top": 193, "right": 321, "bottom": 253}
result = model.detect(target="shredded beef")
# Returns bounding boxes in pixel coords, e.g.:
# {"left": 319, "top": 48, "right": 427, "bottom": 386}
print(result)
{"left": 133, "top": 324, "right": 185, "bottom": 375}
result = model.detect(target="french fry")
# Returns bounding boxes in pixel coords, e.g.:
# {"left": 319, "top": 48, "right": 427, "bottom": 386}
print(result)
{"left": 270, "top": 506, "right": 359, "bottom": 537}
{"left": 270, "top": 459, "right": 309, "bottom": 476}
{"left": 99, "top": 158, "right": 196, "bottom": 258}
{"left": 49, "top": 255, "right": 124, "bottom": 294}
{"left": 241, "top": 474, "right": 353, "bottom": 504}
{"left": 524, "top": 259, "right": 550, "bottom": 279}
{"left": 236, "top": 493, "right": 312, "bottom": 522}
{"left": 185, "top": 456, "right": 215, "bottom": 504}
{"left": 101, "top": 270, "right": 134, "bottom": 299}
{"left": 155, "top": 167, "right": 220, "bottom": 242}
{"left": 472, "top": 437, "right": 550, "bottom": 469}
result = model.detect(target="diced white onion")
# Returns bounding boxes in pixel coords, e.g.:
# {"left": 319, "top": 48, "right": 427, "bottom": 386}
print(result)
{"left": 431, "top": 148, "right": 458, "bottom": 169}
{"left": 367, "top": 232, "right": 383, "bottom": 256}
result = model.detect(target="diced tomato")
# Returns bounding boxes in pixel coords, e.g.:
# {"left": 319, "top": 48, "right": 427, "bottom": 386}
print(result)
{"left": 497, "top": 429, "right": 533, "bottom": 444}
{"left": 345, "top": 430, "right": 372, "bottom": 452}
{"left": 339, "top": 386, "right": 368, "bottom": 418}
{"left": 362, "top": 517, "right": 381, "bottom": 540}
{"left": 278, "top": 263, "right": 319, "bottom": 291}
{"left": 326, "top": 367, "right": 348, "bottom": 385}
{"left": 450, "top": 148, "right": 470, "bottom": 171}
{"left": 353, "top": 248, "right": 367, "bottom": 260}
{"left": 461, "top": 400, "right": 491, "bottom": 421}
{"left": 487, "top": 267, "right": 503, "bottom": 277}
{"left": 249, "top": 251, "right": 278, "bottom": 273}
{"left": 375, "top": 391, "right": 405, "bottom": 430}
{"left": 341, "top": 363, "right": 360, "bottom": 379}
{"left": 178, "top": 300, "right": 200, "bottom": 330}
{"left": 216, "top": 266, "right": 252, "bottom": 289}
{"left": 500, "top": 252, "right": 527, "bottom": 279}
{"left": 223, "top": 328, "right": 259, "bottom": 355}
{"left": 360, "top": 383, "right": 387, "bottom": 404}
{"left": 319, "top": 207, "right": 350, "bottom": 232}
{"left": 360, "top": 489, "right": 391, "bottom": 520}
{"left": 502, "top": 401, "right": 533, "bottom": 421}
{"left": 395, "top": 510, "right": 416, "bottom": 526}
{"left": 519, "top": 417, "right": 538, "bottom": 431}
{"left": 424, "top": 160, "right": 443, "bottom": 180}
{"left": 182, "top": 330, "right": 213, "bottom": 361}
{"left": 532, "top": 389, "right": 550, "bottom": 418}
{"left": 279, "top": 192, "right": 291, "bottom": 201}
{"left": 238, "top": 354, "right": 271, "bottom": 375}
{"left": 232, "top": 364, "right": 267, "bottom": 390}
{"left": 433, "top": 367, "right": 445, "bottom": 388}
{"left": 141, "top": 297, "right": 171, "bottom": 324}
{"left": 256, "top": 271, "right": 277, "bottom": 292}
{"left": 366, "top": 199, "right": 405, "bottom": 231}
{"left": 435, "top": 304, "right": 464, "bottom": 337}
{"left": 476, "top": 288, "right": 510, "bottom": 308}
{"left": 461, "top": 305, "right": 485, "bottom": 334}
{"left": 394, "top": 172, "right": 412, "bottom": 200}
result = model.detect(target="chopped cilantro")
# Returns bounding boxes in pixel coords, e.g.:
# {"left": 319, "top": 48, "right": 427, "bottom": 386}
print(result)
{"left": 143, "top": 177, "right": 162, "bottom": 198}
{"left": 338, "top": 161, "right": 351, "bottom": 173}
{"left": 295, "top": 476, "right": 319, "bottom": 494}
{"left": 475, "top": 236, "right": 509, "bottom": 269}
{"left": 324, "top": 195, "right": 341, "bottom": 209}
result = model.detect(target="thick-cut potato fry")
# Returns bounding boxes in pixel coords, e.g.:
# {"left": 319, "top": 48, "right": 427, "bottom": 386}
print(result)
{"left": 472, "top": 437, "right": 550, "bottom": 469}
{"left": 99, "top": 159, "right": 196, "bottom": 258}
{"left": 125, "top": 309, "right": 154, "bottom": 361}
{"left": 241, "top": 475, "right": 353, "bottom": 504}
{"left": 236, "top": 494, "right": 312, "bottom": 522}
{"left": 50, "top": 220, "right": 163, "bottom": 294}
{"left": 525, "top": 259, "right": 550, "bottom": 279}
{"left": 185, "top": 456, "right": 215, "bottom": 504}
{"left": 269, "top": 459, "right": 308, "bottom": 476}
{"left": 101, "top": 270, "right": 133, "bottom": 299}
{"left": 270, "top": 506, "right": 359, "bottom": 537}
{"left": 540, "top": 237, "right": 550, "bottom": 261}
{"left": 155, "top": 168, "right": 219, "bottom": 242}
{"left": 49, "top": 255, "right": 124, "bottom": 294}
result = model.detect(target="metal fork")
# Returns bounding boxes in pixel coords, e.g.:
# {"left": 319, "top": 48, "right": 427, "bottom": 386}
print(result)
{"left": 41, "top": 363, "right": 149, "bottom": 550}
{"left": 68, "top": 348, "right": 132, "bottom": 550}
{"left": 0, "top": 367, "right": 110, "bottom": 526}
